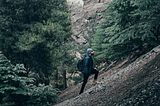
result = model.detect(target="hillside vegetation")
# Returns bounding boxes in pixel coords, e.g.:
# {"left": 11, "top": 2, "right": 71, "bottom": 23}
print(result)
{"left": 0, "top": 0, "right": 160, "bottom": 105}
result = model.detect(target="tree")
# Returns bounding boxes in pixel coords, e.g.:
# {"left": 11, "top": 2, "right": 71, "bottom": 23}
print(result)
{"left": 91, "top": 0, "right": 160, "bottom": 62}
{"left": 0, "top": 53, "right": 59, "bottom": 106}
{"left": 0, "top": 0, "right": 75, "bottom": 88}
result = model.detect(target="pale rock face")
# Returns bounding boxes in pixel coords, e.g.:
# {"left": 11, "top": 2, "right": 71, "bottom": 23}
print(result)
{"left": 67, "top": 0, "right": 86, "bottom": 44}
{"left": 67, "top": 0, "right": 112, "bottom": 44}
{"left": 67, "top": 0, "right": 84, "bottom": 7}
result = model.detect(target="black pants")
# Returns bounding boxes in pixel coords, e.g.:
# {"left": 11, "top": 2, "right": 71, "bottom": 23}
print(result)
{"left": 79, "top": 69, "right": 99, "bottom": 94}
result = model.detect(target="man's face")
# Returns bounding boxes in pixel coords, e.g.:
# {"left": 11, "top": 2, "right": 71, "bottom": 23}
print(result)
{"left": 90, "top": 51, "right": 94, "bottom": 56}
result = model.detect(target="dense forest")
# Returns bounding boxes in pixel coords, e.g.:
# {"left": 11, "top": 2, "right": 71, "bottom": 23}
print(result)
{"left": 0, "top": 0, "right": 76, "bottom": 105}
{"left": 91, "top": 0, "right": 160, "bottom": 63}
{"left": 0, "top": 0, "right": 160, "bottom": 105}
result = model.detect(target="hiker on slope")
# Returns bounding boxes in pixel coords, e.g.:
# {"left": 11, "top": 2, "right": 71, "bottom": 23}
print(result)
{"left": 79, "top": 48, "right": 100, "bottom": 94}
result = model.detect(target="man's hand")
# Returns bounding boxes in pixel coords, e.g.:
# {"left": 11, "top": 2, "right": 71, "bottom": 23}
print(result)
{"left": 94, "top": 68, "right": 97, "bottom": 70}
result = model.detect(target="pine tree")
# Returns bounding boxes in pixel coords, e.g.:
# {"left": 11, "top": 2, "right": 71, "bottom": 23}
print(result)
{"left": 91, "top": 0, "right": 160, "bottom": 62}
{"left": 0, "top": 0, "right": 75, "bottom": 88}
{"left": 0, "top": 53, "right": 59, "bottom": 106}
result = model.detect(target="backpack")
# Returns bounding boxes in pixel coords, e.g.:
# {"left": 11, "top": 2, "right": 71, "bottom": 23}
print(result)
{"left": 77, "top": 58, "right": 84, "bottom": 71}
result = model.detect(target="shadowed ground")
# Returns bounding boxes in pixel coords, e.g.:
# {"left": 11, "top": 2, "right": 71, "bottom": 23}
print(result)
{"left": 54, "top": 45, "right": 160, "bottom": 106}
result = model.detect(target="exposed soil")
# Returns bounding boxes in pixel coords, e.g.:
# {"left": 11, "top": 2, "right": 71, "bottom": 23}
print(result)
{"left": 54, "top": 45, "right": 160, "bottom": 106}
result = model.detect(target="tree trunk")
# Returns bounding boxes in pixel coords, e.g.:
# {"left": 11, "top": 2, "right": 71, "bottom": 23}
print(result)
{"left": 63, "top": 69, "right": 67, "bottom": 89}
{"left": 153, "top": 24, "right": 160, "bottom": 41}
{"left": 54, "top": 70, "right": 58, "bottom": 88}
{"left": 156, "top": 25, "right": 160, "bottom": 41}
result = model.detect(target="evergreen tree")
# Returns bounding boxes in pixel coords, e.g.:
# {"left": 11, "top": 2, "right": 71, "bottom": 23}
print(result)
{"left": 0, "top": 53, "right": 59, "bottom": 106}
{"left": 0, "top": 0, "right": 74, "bottom": 88}
{"left": 91, "top": 0, "right": 160, "bottom": 62}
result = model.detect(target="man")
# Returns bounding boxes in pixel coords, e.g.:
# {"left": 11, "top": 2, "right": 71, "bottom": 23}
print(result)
{"left": 79, "top": 48, "right": 99, "bottom": 94}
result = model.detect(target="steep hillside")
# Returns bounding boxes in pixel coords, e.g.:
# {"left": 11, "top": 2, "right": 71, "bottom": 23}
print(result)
{"left": 54, "top": 45, "right": 160, "bottom": 106}
{"left": 67, "top": 0, "right": 112, "bottom": 44}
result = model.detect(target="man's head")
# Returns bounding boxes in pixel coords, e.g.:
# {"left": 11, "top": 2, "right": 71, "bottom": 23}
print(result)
{"left": 87, "top": 48, "right": 94, "bottom": 56}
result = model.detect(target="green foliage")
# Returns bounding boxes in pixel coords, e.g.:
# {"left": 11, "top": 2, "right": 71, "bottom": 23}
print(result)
{"left": 0, "top": 53, "right": 59, "bottom": 106}
{"left": 0, "top": 0, "right": 74, "bottom": 88}
{"left": 71, "top": 74, "right": 83, "bottom": 85}
{"left": 91, "top": 0, "right": 160, "bottom": 62}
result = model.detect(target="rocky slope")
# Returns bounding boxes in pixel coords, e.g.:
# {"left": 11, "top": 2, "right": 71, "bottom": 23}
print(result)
{"left": 67, "top": 0, "right": 112, "bottom": 44}
{"left": 54, "top": 45, "right": 160, "bottom": 106}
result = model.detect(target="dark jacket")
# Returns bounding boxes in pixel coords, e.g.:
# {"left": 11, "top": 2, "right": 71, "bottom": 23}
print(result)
{"left": 82, "top": 53, "right": 93, "bottom": 74}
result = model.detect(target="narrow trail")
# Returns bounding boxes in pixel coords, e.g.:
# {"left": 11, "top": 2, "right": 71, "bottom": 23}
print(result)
{"left": 54, "top": 45, "right": 160, "bottom": 106}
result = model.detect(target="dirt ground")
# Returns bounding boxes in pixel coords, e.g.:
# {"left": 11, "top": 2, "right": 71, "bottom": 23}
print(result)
{"left": 54, "top": 45, "right": 160, "bottom": 106}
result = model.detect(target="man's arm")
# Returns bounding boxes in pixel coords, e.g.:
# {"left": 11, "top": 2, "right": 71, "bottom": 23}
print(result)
{"left": 83, "top": 57, "right": 90, "bottom": 73}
